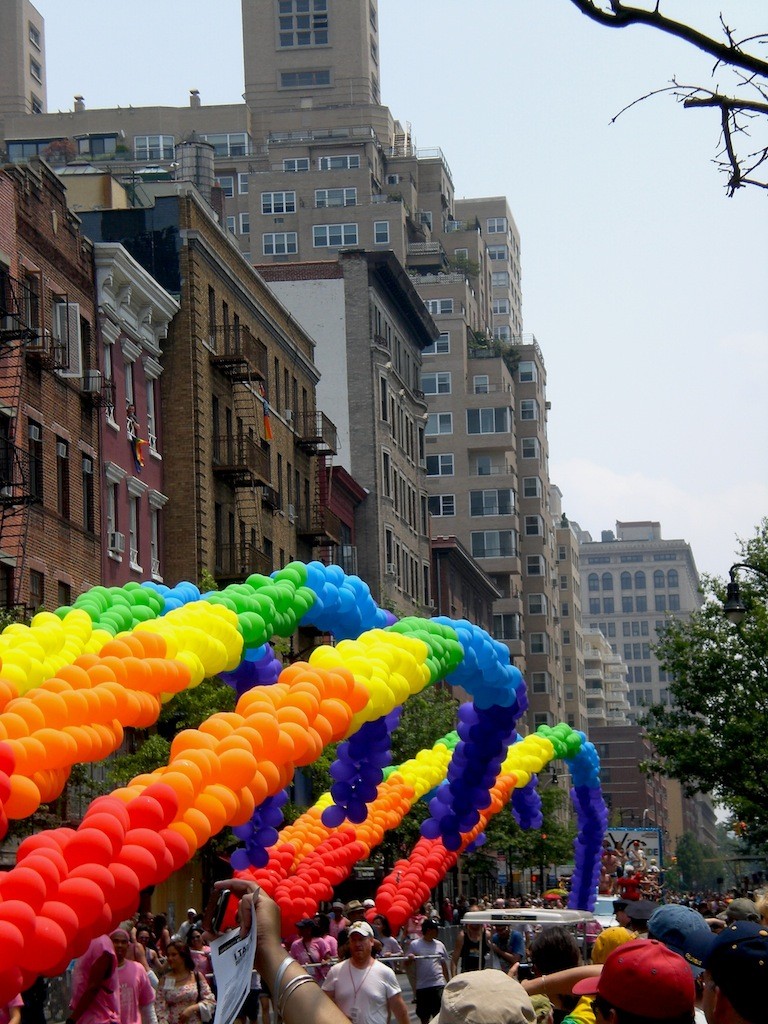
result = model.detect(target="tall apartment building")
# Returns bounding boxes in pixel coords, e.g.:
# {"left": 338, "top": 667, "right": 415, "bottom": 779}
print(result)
{"left": 0, "top": 0, "right": 46, "bottom": 117}
{"left": 0, "top": 1, "right": 565, "bottom": 726}
{"left": 577, "top": 520, "right": 702, "bottom": 720}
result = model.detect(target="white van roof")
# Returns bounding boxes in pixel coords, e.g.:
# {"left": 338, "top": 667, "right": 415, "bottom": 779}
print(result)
{"left": 461, "top": 908, "right": 596, "bottom": 928}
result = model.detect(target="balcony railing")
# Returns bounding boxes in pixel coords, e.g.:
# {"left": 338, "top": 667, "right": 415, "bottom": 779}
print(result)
{"left": 208, "top": 323, "right": 268, "bottom": 382}
{"left": 212, "top": 434, "right": 271, "bottom": 487}
{"left": 296, "top": 504, "right": 342, "bottom": 546}
{"left": 0, "top": 442, "right": 38, "bottom": 508}
{"left": 214, "top": 543, "right": 273, "bottom": 583}
{"left": 295, "top": 410, "right": 338, "bottom": 455}
{"left": 0, "top": 269, "right": 39, "bottom": 347}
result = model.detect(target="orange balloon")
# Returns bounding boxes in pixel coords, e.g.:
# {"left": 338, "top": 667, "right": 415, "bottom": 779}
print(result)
{"left": 134, "top": 632, "right": 166, "bottom": 658}
{"left": 38, "top": 676, "right": 70, "bottom": 694}
{"left": 169, "top": 758, "right": 204, "bottom": 792}
{"left": 29, "top": 690, "right": 69, "bottom": 730}
{"left": 243, "top": 711, "right": 279, "bottom": 749}
{"left": 247, "top": 770, "right": 269, "bottom": 807}
{"left": 199, "top": 717, "right": 235, "bottom": 742}
{"left": 170, "top": 729, "right": 217, "bottom": 760}
{"left": 1, "top": 712, "right": 30, "bottom": 739}
{"left": 183, "top": 806, "right": 213, "bottom": 846}
{"left": 229, "top": 726, "right": 265, "bottom": 759}
{"left": 319, "top": 698, "right": 352, "bottom": 736}
{"left": 121, "top": 657, "right": 151, "bottom": 692}
{"left": 86, "top": 664, "right": 118, "bottom": 686}
{"left": 310, "top": 715, "right": 333, "bottom": 748}
{"left": 98, "top": 656, "right": 130, "bottom": 688}
{"left": 205, "top": 783, "right": 239, "bottom": 821}
{"left": 61, "top": 689, "right": 90, "bottom": 725}
{"left": 218, "top": 748, "right": 258, "bottom": 789}
{"left": 5, "top": 774, "right": 41, "bottom": 818}
{"left": 5, "top": 699, "right": 46, "bottom": 732}
{"left": 36, "top": 728, "right": 76, "bottom": 770}
{"left": 99, "top": 639, "right": 134, "bottom": 659}
{"left": 157, "top": 770, "right": 197, "bottom": 815}
{"left": 230, "top": 785, "right": 256, "bottom": 827}
{"left": 167, "top": 820, "right": 197, "bottom": 856}
{"left": 280, "top": 721, "right": 312, "bottom": 763}
{"left": 0, "top": 678, "right": 19, "bottom": 708}
{"left": 195, "top": 792, "right": 228, "bottom": 834}
{"left": 276, "top": 705, "right": 309, "bottom": 728}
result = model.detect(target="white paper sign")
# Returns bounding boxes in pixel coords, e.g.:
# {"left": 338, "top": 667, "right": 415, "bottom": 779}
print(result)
{"left": 209, "top": 910, "right": 257, "bottom": 1024}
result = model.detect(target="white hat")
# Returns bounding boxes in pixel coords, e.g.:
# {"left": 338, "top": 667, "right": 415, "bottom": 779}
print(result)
{"left": 348, "top": 921, "right": 374, "bottom": 938}
{"left": 363, "top": 899, "right": 376, "bottom": 908}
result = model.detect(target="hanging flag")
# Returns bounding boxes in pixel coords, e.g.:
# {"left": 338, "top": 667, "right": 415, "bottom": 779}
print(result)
{"left": 258, "top": 381, "right": 273, "bottom": 441}
{"left": 131, "top": 435, "right": 148, "bottom": 473}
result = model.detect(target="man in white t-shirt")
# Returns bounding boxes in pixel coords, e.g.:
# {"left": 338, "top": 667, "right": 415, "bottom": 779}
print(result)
{"left": 407, "top": 918, "right": 451, "bottom": 1024}
{"left": 322, "top": 921, "right": 409, "bottom": 1024}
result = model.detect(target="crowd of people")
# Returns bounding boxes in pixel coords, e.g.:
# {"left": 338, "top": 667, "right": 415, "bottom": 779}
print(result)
{"left": 8, "top": 882, "right": 765, "bottom": 1024}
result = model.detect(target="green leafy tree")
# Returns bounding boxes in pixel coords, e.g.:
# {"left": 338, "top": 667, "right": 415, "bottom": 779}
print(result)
{"left": 644, "top": 520, "right": 768, "bottom": 845}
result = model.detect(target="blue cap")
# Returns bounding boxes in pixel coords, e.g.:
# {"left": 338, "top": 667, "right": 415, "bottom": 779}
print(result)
{"left": 703, "top": 922, "right": 768, "bottom": 1022}
{"left": 647, "top": 905, "right": 712, "bottom": 976}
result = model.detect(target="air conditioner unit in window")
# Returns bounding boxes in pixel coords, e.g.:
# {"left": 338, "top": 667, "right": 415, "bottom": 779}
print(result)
{"left": 83, "top": 369, "right": 103, "bottom": 394}
{"left": 83, "top": 457, "right": 93, "bottom": 475}
{"left": 284, "top": 409, "right": 293, "bottom": 423}
{"left": 385, "top": 563, "right": 397, "bottom": 576}
{"left": 109, "top": 531, "right": 125, "bottom": 554}
{"left": 286, "top": 503, "right": 296, "bottom": 524}
{"left": 28, "top": 424, "right": 41, "bottom": 442}
{"left": 56, "top": 442, "right": 68, "bottom": 459}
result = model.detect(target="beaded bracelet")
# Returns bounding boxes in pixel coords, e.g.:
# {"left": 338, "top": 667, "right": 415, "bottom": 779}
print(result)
{"left": 278, "top": 974, "right": 316, "bottom": 1017}
{"left": 273, "top": 955, "right": 296, "bottom": 998}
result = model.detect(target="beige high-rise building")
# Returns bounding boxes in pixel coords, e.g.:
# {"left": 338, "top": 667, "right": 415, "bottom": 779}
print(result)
{"left": 0, "top": 0, "right": 46, "bottom": 116}
{"left": 0, "top": 1, "right": 565, "bottom": 729}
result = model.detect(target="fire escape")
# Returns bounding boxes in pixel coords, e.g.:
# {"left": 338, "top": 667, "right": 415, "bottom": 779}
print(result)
{"left": 0, "top": 267, "right": 47, "bottom": 609}
{"left": 294, "top": 409, "right": 341, "bottom": 555}
{"left": 209, "top": 320, "right": 272, "bottom": 584}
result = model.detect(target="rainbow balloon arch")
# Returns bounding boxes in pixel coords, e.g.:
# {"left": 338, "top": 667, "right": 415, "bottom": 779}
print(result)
{"left": 0, "top": 561, "right": 608, "bottom": 1000}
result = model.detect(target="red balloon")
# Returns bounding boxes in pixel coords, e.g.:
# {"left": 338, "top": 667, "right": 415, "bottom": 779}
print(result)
{"left": 15, "top": 832, "right": 62, "bottom": 860}
{"left": 116, "top": 844, "right": 158, "bottom": 890}
{"left": 64, "top": 827, "right": 115, "bottom": 869}
{"left": 126, "top": 795, "right": 166, "bottom": 832}
{"left": 0, "top": 868, "right": 46, "bottom": 912}
{"left": 19, "top": 916, "right": 67, "bottom": 973}
{"left": 84, "top": 796, "right": 131, "bottom": 830}
{"left": 0, "top": 966, "right": 23, "bottom": 1007}
{"left": 70, "top": 863, "right": 117, "bottom": 906}
{"left": 142, "top": 782, "right": 179, "bottom": 824}
{"left": 0, "top": 920, "right": 24, "bottom": 962}
{"left": 41, "top": 900, "right": 79, "bottom": 935}
{"left": 0, "top": 900, "right": 36, "bottom": 940}
{"left": 160, "top": 828, "right": 191, "bottom": 872}
{"left": 58, "top": 878, "right": 105, "bottom": 927}
{"left": 78, "top": 812, "right": 126, "bottom": 856}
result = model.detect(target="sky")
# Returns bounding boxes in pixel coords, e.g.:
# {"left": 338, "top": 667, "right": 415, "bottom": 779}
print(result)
{"left": 35, "top": 0, "right": 767, "bottom": 578}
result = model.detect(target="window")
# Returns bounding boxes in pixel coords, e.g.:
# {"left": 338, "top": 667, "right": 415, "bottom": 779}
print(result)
{"left": 56, "top": 438, "right": 69, "bottom": 518}
{"left": 472, "top": 375, "right": 489, "bottom": 394}
{"left": 563, "top": 629, "right": 571, "bottom": 645}
{"left": 421, "top": 371, "right": 451, "bottom": 395}
{"left": 470, "top": 489, "right": 514, "bottom": 516}
{"left": 518, "top": 360, "right": 536, "bottom": 383}
{"left": 602, "top": 572, "right": 614, "bottom": 591}
{"left": 202, "top": 132, "right": 249, "bottom": 157}
{"left": 278, "top": 0, "right": 328, "bottom": 47}
{"left": 426, "top": 454, "right": 453, "bottom": 476}
{"left": 226, "top": 216, "right": 236, "bottom": 234}
{"left": 423, "top": 332, "right": 450, "bottom": 355}
{"left": 129, "top": 495, "right": 141, "bottom": 568}
{"left": 30, "top": 570, "right": 44, "bottom": 609}
{"left": 635, "top": 571, "right": 646, "bottom": 589}
{"left": 428, "top": 495, "right": 455, "bottom": 517}
{"left": 525, "top": 515, "right": 544, "bottom": 537}
{"left": 488, "top": 245, "right": 507, "bottom": 261}
{"left": 588, "top": 573, "right": 599, "bottom": 591}
{"left": 467, "top": 407, "right": 510, "bottom": 434}
{"left": 667, "top": 569, "right": 679, "bottom": 588}
{"left": 603, "top": 597, "right": 614, "bottom": 613}
{"left": 374, "top": 221, "right": 389, "bottom": 244}
{"left": 381, "top": 451, "right": 391, "bottom": 498}
{"left": 621, "top": 571, "right": 632, "bottom": 590}
{"left": 636, "top": 595, "right": 648, "bottom": 612}
{"left": 589, "top": 598, "right": 600, "bottom": 614}
{"left": 28, "top": 419, "right": 43, "bottom": 500}
{"left": 30, "top": 57, "right": 42, "bottom": 83}
{"left": 492, "top": 299, "right": 510, "bottom": 315}
{"left": 531, "top": 672, "right": 551, "bottom": 693}
{"left": 520, "top": 399, "right": 538, "bottom": 421}
{"left": 654, "top": 570, "right": 665, "bottom": 588}
{"left": 669, "top": 593, "right": 680, "bottom": 611}
{"left": 655, "top": 595, "right": 667, "bottom": 612}
{"left": 522, "top": 476, "right": 541, "bottom": 498}
{"left": 315, "top": 187, "right": 357, "bottom": 208}
{"left": 529, "top": 633, "right": 549, "bottom": 655}
{"left": 82, "top": 455, "right": 95, "bottom": 532}
{"left": 493, "top": 614, "right": 520, "bottom": 641}
{"left": 216, "top": 176, "right": 234, "bottom": 198}
{"left": 262, "top": 190, "right": 296, "bottom": 214}
{"left": 521, "top": 437, "right": 539, "bottom": 459}
{"left": 453, "top": 247, "right": 468, "bottom": 261}
{"left": 263, "top": 232, "right": 298, "bottom": 255}
{"left": 313, "top": 223, "right": 358, "bottom": 247}
{"left": 622, "top": 596, "right": 633, "bottom": 613}
{"left": 318, "top": 154, "right": 360, "bottom": 170}
{"left": 487, "top": 217, "right": 507, "bottom": 233}
{"left": 239, "top": 213, "right": 250, "bottom": 235}
{"left": 29, "top": 22, "right": 41, "bottom": 48}
{"left": 491, "top": 271, "right": 510, "bottom": 288}
{"left": 283, "top": 157, "right": 309, "bottom": 172}
{"left": 493, "top": 325, "right": 511, "bottom": 342}
{"left": 134, "top": 135, "right": 175, "bottom": 161}
{"left": 527, "top": 555, "right": 545, "bottom": 576}
{"left": 30, "top": 93, "right": 43, "bottom": 115}
{"left": 424, "top": 299, "right": 453, "bottom": 316}
{"left": 425, "top": 412, "right": 452, "bottom": 435}
{"left": 471, "top": 530, "right": 516, "bottom": 558}
{"left": 528, "top": 593, "right": 547, "bottom": 615}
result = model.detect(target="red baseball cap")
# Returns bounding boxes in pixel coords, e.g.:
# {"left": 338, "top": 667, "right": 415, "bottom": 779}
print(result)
{"left": 572, "top": 939, "right": 695, "bottom": 1019}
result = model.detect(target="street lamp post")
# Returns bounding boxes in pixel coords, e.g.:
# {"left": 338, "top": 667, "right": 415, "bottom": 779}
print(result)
{"left": 723, "top": 562, "right": 768, "bottom": 625}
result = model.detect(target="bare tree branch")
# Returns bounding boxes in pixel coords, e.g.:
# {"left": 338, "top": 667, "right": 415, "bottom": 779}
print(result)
{"left": 569, "top": 0, "right": 768, "bottom": 77}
